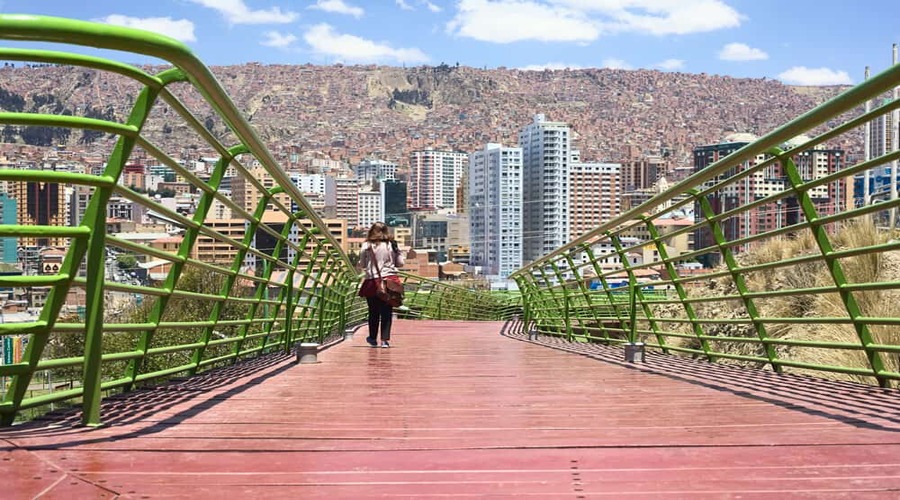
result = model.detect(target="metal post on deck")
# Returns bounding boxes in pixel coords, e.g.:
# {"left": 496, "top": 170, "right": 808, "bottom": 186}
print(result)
{"left": 343, "top": 323, "right": 356, "bottom": 341}
{"left": 624, "top": 343, "right": 646, "bottom": 363}
{"left": 297, "top": 343, "right": 319, "bottom": 364}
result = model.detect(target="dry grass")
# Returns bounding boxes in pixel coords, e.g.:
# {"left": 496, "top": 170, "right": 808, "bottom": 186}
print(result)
{"left": 658, "top": 220, "right": 900, "bottom": 387}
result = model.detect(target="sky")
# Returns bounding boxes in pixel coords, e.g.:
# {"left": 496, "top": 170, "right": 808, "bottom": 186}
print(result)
{"left": 1, "top": 0, "right": 899, "bottom": 85}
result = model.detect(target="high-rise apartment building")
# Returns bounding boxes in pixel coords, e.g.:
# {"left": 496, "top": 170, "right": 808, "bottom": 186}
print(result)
{"left": 868, "top": 98, "right": 895, "bottom": 160}
{"left": 519, "top": 114, "right": 571, "bottom": 263}
{"left": 357, "top": 190, "right": 382, "bottom": 230}
{"left": 243, "top": 213, "right": 348, "bottom": 281}
{"left": 408, "top": 149, "right": 468, "bottom": 213}
{"left": 469, "top": 143, "right": 523, "bottom": 278}
{"left": 292, "top": 174, "right": 327, "bottom": 197}
{"left": 355, "top": 159, "right": 397, "bottom": 184}
{"left": 327, "top": 176, "right": 359, "bottom": 227}
{"left": 621, "top": 155, "right": 667, "bottom": 192}
{"left": 857, "top": 97, "right": 899, "bottom": 206}
{"left": 69, "top": 185, "right": 91, "bottom": 226}
{"left": 693, "top": 134, "right": 845, "bottom": 267}
{"left": 0, "top": 192, "right": 17, "bottom": 264}
{"left": 569, "top": 162, "right": 621, "bottom": 241}
{"left": 381, "top": 179, "right": 409, "bottom": 227}
{"left": 10, "top": 179, "right": 70, "bottom": 248}
{"left": 230, "top": 166, "right": 292, "bottom": 216}
{"left": 692, "top": 137, "right": 758, "bottom": 267}
{"left": 291, "top": 173, "right": 328, "bottom": 216}
{"left": 208, "top": 190, "right": 233, "bottom": 220}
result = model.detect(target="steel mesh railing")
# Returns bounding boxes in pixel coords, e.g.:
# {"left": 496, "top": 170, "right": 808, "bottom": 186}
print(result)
{"left": 396, "top": 272, "right": 520, "bottom": 321}
{"left": 513, "top": 62, "right": 900, "bottom": 388}
{"left": 0, "top": 15, "right": 368, "bottom": 425}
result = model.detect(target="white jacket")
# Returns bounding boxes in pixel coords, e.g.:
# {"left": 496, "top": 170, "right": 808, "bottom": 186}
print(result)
{"left": 360, "top": 241, "right": 404, "bottom": 279}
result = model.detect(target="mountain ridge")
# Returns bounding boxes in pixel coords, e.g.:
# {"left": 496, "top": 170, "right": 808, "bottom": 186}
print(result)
{"left": 0, "top": 63, "right": 851, "bottom": 165}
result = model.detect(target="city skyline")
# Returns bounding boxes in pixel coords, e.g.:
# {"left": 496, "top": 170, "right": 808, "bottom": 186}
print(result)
{"left": 0, "top": 1, "right": 898, "bottom": 86}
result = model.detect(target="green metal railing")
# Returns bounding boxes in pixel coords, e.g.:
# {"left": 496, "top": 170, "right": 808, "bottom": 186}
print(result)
{"left": 0, "top": 15, "right": 487, "bottom": 426}
{"left": 513, "top": 62, "right": 900, "bottom": 388}
{"left": 0, "top": 15, "right": 364, "bottom": 425}
{"left": 396, "top": 273, "right": 520, "bottom": 321}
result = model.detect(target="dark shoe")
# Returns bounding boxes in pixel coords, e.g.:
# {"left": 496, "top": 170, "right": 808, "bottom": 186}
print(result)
{"left": 381, "top": 341, "right": 391, "bottom": 348}
{"left": 366, "top": 337, "right": 377, "bottom": 347}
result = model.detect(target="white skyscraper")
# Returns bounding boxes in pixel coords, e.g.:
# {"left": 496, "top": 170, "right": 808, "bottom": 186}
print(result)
{"left": 408, "top": 149, "right": 469, "bottom": 213}
{"left": 292, "top": 173, "right": 328, "bottom": 196}
{"left": 469, "top": 143, "right": 523, "bottom": 278}
{"left": 291, "top": 173, "right": 328, "bottom": 215}
{"left": 355, "top": 159, "right": 398, "bottom": 184}
{"left": 519, "top": 114, "right": 571, "bottom": 263}
{"left": 357, "top": 190, "right": 382, "bottom": 230}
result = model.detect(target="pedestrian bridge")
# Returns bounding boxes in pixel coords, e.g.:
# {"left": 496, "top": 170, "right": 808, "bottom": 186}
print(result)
{"left": 4, "top": 320, "right": 900, "bottom": 497}
{"left": 1, "top": 15, "right": 900, "bottom": 497}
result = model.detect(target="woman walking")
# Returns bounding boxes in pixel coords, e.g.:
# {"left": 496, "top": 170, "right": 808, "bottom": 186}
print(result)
{"left": 358, "top": 222, "right": 404, "bottom": 348}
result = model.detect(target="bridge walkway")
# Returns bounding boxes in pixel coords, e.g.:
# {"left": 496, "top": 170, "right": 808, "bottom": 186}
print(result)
{"left": 2, "top": 320, "right": 900, "bottom": 498}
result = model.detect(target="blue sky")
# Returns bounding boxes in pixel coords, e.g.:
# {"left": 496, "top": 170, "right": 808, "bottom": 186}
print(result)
{"left": 1, "top": 0, "right": 899, "bottom": 85}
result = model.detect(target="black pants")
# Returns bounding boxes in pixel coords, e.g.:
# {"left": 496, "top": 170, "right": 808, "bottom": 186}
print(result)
{"left": 366, "top": 296, "right": 393, "bottom": 341}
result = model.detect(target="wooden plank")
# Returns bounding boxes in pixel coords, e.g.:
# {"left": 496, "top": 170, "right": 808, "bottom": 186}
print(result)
{"left": 2, "top": 320, "right": 899, "bottom": 497}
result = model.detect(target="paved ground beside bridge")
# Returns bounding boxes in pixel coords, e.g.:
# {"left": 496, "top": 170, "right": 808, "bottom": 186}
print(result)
{"left": 2, "top": 319, "right": 900, "bottom": 498}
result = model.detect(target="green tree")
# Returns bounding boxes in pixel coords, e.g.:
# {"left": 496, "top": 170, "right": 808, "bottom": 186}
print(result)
{"left": 116, "top": 253, "right": 138, "bottom": 271}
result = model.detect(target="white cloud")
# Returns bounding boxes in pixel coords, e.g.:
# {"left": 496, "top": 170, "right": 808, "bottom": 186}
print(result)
{"left": 519, "top": 62, "right": 583, "bottom": 71}
{"left": 396, "top": 0, "right": 442, "bottom": 12}
{"left": 261, "top": 31, "right": 298, "bottom": 48}
{"left": 447, "top": 0, "right": 743, "bottom": 43}
{"left": 588, "top": 0, "right": 744, "bottom": 36}
{"left": 303, "top": 23, "right": 429, "bottom": 64}
{"left": 778, "top": 66, "right": 853, "bottom": 86}
{"left": 95, "top": 15, "right": 196, "bottom": 42}
{"left": 657, "top": 58, "right": 685, "bottom": 70}
{"left": 309, "top": 0, "right": 365, "bottom": 18}
{"left": 718, "top": 42, "right": 768, "bottom": 61}
{"left": 446, "top": 0, "right": 599, "bottom": 43}
{"left": 602, "top": 58, "right": 632, "bottom": 70}
{"left": 188, "top": 0, "right": 298, "bottom": 24}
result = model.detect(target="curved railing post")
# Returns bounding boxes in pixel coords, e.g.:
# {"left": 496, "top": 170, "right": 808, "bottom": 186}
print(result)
{"left": 82, "top": 68, "right": 186, "bottom": 424}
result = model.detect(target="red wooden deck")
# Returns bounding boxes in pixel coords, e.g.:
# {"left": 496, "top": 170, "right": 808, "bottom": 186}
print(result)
{"left": 2, "top": 320, "right": 900, "bottom": 498}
